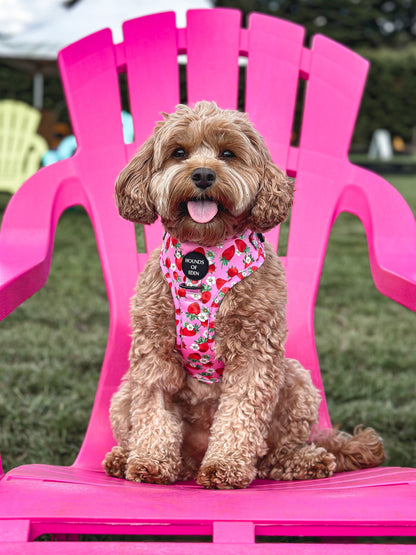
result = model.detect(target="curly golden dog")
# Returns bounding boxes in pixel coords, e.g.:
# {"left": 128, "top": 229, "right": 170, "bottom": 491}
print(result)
{"left": 103, "top": 101, "right": 384, "bottom": 489}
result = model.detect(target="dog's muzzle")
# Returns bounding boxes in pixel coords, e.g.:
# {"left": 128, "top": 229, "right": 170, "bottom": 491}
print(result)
{"left": 191, "top": 167, "right": 216, "bottom": 190}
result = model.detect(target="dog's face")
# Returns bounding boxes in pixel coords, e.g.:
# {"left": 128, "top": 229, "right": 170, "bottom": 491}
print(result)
{"left": 115, "top": 101, "right": 293, "bottom": 246}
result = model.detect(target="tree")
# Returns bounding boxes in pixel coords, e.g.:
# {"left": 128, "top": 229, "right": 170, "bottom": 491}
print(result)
{"left": 214, "top": 0, "right": 416, "bottom": 49}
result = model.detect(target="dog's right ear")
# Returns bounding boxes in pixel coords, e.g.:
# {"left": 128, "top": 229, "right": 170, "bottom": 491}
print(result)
{"left": 115, "top": 134, "right": 158, "bottom": 224}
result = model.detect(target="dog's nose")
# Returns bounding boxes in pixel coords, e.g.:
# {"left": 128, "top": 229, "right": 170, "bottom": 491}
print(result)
{"left": 191, "top": 167, "right": 216, "bottom": 190}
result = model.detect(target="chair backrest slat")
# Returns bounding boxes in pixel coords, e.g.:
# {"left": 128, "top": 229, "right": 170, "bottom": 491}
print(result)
{"left": 186, "top": 9, "right": 242, "bottom": 109}
{"left": 58, "top": 29, "right": 125, "bottom": 154}
{"left": 299, "top": 35, "right": 369, "bottom": 158}
{"left": 0, "top": 100, "right": 47, "bottom": 193}
{"left": 245, "top": 13, "right": 305, "bottom": 171}
{"left": 123, "top": 12, "right": 180, "bottom": 148}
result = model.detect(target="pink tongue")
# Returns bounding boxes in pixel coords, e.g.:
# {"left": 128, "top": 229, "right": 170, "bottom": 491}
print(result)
{"left": 187, "top": 200, "right": 218, "bottom": 224}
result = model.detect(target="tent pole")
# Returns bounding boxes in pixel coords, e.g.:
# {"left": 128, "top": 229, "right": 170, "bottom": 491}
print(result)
{"left": 33, "top": 71, "right": 44, "bottom": 110}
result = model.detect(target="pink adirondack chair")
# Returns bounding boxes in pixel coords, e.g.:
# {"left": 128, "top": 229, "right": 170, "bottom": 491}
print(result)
{"left": 0, "top": 9, "right": 415, "bottom": 551}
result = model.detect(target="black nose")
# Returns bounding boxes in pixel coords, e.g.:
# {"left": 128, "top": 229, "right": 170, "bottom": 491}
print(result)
{"left": 191, "top": 167, "right": 216, "bottom": 190}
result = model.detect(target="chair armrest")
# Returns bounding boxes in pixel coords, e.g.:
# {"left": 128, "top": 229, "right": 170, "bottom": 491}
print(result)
{"left": 346, "top": 164, "right": 416, "bottom": 312}
{"left": 0, "top": 159, "right": 84, "bottom": 321}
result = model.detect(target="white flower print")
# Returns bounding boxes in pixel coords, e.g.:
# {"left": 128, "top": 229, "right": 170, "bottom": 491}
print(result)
{"left": 198, "top": 311, "right": 209, "bottom": 322}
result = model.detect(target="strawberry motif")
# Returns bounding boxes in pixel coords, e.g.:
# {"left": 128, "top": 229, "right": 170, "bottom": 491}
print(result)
{"left": 187, "top": 302, "right": 200, "bottom": 315}
{"left": 216, "top": 277, "right": 227, "bottom": 289}
{"left": 178, "top": 287, "right": 186, "bottom": 298}
{"left": 227, "top": 266, "right": 238, "bottom": 278}
{"left": 181, "top": 326, "right": 198, "bottom": 337}
{"left": 235, "top": 239, "right": 247, "bottom": 253}
{"left": 198, "top": 342, "right": 209, "bottom": 353}
{"left": 200, "top": 290, "right": 211, "bottom": 304}
{"left": 166, "top": 257, "right": 171, "bottom": 269}
{"left": 176, "top": 257, "right": 182, "bottom": 271}
{"left": 220, "top": 245, "right": 235, "bottom": 265}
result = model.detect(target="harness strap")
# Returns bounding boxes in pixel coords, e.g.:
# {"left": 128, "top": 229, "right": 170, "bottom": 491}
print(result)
{"left": 160, "top": 230, "right": 265, "bottom": 384}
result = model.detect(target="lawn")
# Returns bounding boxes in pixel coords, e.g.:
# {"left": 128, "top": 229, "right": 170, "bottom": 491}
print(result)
{"left": 0, "top": 172, "right": 415, "bottom": 474}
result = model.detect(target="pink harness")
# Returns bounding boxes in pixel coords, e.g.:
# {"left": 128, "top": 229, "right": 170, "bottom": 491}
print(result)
{"left": 160, "top": 230, "right": 265, "bottom": 384}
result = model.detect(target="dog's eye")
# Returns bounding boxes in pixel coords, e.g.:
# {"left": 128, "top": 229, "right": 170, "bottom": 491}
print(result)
{"left": 172, "top": 148, "right": 187, "bottom": 159}
{"left": 219, "top": 150, "right": 236, "bottom": 160}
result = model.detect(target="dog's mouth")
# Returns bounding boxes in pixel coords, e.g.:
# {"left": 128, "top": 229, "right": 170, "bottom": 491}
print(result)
{"left": 186, "top": 198, "right": 219, "bottom": 224}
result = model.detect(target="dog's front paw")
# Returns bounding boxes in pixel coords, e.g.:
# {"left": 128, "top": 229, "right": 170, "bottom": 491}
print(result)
{"left": 125, "top": 454, "right": 181, "bottom": 485}
{"left": 197, "top": 458, "right": 256, "bottom": 489}
{"left": 103, "top": 446, "right": 127, "bottom": 478}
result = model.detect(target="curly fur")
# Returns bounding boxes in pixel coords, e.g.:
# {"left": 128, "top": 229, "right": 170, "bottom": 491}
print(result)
{"left": 104, "top": 101, "right": 385, "bottom": 489}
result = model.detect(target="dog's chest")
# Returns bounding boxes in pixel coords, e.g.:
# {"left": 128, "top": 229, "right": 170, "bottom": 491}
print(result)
{"left": 160, "top": 230, "right": 265, "bottom": 384}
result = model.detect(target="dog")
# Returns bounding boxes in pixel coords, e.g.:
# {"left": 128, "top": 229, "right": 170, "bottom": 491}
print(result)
{"left": 103, "top": 101, "right": 385, "bottom": 489}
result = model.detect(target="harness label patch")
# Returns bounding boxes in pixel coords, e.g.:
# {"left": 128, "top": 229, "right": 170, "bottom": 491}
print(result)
{"left": 182, "top": 251, "right": 209, "bottom": 280}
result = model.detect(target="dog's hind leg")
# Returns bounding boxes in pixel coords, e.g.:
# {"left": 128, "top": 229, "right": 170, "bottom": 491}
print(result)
{"left": 257, "top": 358, "right": 336, "bottom": 480}
{"left": 103, "top": 378, "right": 131, "bottom": 478}
{"left": 258, "top": 443, "right": 336, "bottom": 480}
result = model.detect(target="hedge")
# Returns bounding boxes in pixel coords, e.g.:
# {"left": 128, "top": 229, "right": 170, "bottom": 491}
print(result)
{"left": 353, "top": 44, "right": 416, "bottom": 146}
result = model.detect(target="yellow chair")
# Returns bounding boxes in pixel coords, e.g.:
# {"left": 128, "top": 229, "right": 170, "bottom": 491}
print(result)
{"left": 0, "top": 100, "right": 48, "bottom": 194}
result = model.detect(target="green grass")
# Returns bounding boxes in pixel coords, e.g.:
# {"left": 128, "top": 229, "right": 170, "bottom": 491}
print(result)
{"left": 0, "top": 172, "right": 415, "bottom": 474}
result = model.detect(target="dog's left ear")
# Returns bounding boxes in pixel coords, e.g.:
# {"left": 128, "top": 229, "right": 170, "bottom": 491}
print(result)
{"left": 248, "top": 148, "right": 294, "bottom": 233}
{"left": 115, "top": 134, "right": 158, "bottom": 224}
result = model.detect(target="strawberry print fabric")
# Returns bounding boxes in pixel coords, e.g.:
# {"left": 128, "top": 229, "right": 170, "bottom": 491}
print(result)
{"left": 160, "top": 230, "right": 266, "bottom": 384}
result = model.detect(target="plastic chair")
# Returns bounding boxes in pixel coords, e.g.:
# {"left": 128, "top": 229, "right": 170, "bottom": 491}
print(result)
{"left": 0, "top": 99, "right": 48, "bottom": 194}
{"left": 0, "top": 9, "right": 415, "bottom": 551}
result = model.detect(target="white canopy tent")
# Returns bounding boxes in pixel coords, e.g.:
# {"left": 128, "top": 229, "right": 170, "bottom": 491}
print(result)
{"left": 0, "top": 0, "right": 212, "bottom": 107}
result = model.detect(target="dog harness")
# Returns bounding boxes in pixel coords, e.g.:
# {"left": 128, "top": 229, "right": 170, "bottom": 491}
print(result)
{"left": 160, "top": 230, "right": 265, "bottom": 384}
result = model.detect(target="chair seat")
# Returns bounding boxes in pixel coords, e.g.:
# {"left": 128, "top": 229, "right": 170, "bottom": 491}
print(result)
{"left": 2, "top": 465, "right": 416, "bottom": 540}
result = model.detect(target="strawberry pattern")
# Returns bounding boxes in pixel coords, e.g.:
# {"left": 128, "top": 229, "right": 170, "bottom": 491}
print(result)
{"left": 160, "top": 229, "right": 266, "bottom": 384}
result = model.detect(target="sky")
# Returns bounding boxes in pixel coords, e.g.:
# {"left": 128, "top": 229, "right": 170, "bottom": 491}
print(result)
{"left": 0, "top": 0, "right": 63, "bottom": 37}
{"left": 0, "top": 0, "right": 212, "bottom": 59}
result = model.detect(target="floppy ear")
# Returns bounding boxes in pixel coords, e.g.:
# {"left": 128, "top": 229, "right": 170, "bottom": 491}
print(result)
{"left": 248, "top": 153, "right": 294, "bottom": 233}
{"left": 115, "top": 134, "right": 158, "bottom": 224}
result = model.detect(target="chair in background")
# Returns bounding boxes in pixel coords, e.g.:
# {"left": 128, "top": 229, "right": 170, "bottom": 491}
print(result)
{"left": 0, "top": 9, "right": 415, "bottom": 551}
{"left": 42, "top": 109, "right": 134, "bottom": 166}
{"left": 0, "top": 99, "right": 48, "bottom": 194}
